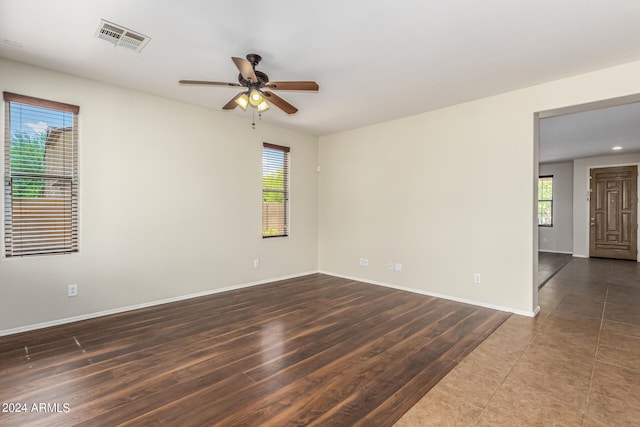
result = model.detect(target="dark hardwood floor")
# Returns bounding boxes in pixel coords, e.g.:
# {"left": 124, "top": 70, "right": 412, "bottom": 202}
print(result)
{"left": 0, "top": 274, "right": 509, "bottom": 426}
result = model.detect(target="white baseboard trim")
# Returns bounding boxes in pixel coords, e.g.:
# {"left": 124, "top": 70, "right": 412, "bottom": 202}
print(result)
{"left": 1, "top": 270, "right": 541, "bottom": 337}
{"left": 319, "top": 271, "right": 540, "bottom": 317}
{"left": 0, "top": 270, "right": 318, "bottom": 337}
{"left": 538, "top": 250, "right": 573, "bottom": 255}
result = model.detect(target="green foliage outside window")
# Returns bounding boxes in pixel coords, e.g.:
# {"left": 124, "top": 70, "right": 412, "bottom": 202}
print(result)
{"left": 262, "top": 169, "right": 285, "bottom": 203}
{"left": 538, "top": 176, "right": 553, "bottom": 226}
{"left": 10, "top": 131, "right": 46, "bottom": 198}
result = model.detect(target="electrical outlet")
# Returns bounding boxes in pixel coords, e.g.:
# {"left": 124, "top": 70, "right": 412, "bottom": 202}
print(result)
{"left": 394, "top": 263, "right": 402, "bottom": 271}
{"left": 359, "top": 257, "right": 369, "bottom": 266}
{"left": 474, "top": 273, "right": 481, "bottom": 284}
{"left": 68, "top": 284, "right": 78, "bottom": 297}
{"left": 253, "top": 259, "right": 260, "bottom": 268}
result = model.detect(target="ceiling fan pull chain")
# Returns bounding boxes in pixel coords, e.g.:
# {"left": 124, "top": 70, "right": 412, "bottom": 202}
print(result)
{"left": 252, "top": 108, "right": 256, "bottom": 130}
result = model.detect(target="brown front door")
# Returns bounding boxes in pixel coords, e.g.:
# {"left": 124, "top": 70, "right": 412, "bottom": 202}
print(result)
{"left": 589, "top": 165, "right": 638, "bottom": 260}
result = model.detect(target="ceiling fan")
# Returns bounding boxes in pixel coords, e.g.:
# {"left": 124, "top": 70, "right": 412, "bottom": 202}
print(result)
{"left": 179, "top": 53, "right": 319, "bottom": 115}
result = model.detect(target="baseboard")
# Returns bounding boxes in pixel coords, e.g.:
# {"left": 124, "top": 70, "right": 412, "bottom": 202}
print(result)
{"left": 570, "top": 254, "right": 639, "bottom": 262}
{"left": 539, "top": 250, "right": 573, "bottom": 255}
{"left": 1, "top": 269, "right": 540, "bottom": 337}
{"left": 319, "top": 271, "right": 539, "bottom": 317}
{"left": 0, "top": 270, "right": 318, "bottom": 337}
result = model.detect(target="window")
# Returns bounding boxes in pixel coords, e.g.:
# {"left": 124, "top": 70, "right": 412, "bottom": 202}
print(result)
{"left": 3, "top": 92, "right": 79, "bottom": 257}
{"left": 538, "top": 175, "right": 553, "bottom": 226}
{"left": 262, "top": 143, "right": 289, "bottom": 237}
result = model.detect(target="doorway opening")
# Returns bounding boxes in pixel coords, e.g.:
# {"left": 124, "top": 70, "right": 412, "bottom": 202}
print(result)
{"left": 534, "top": 93, "right": 640, "bottom": 299}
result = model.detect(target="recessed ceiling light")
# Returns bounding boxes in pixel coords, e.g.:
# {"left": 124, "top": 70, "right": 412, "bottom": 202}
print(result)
{"left": 612, "top": 146, "right": 623, "bottom": 150}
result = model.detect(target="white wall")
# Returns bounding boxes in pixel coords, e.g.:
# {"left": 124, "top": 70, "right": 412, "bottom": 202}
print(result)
{"left": 318, "top": 58, "right": 640, "bottom": 315}
{"left": 0, "top": 58, "right": 319, "bottom": 333}
{"left": 539, "top": 162, "right": 573, "bottom": 253}
{"left": 572, "top": 153, "right": 640, "bottom": 259}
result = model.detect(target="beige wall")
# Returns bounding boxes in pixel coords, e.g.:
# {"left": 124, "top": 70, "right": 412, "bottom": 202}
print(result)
{"left": 5, "top": 56, "right": 640, "bottom": 332}
{"left": 0, "top": 58, "right": 319, "bottom": 333}
{"left": 318, "top": 59, "right": 640, "bottom": 314}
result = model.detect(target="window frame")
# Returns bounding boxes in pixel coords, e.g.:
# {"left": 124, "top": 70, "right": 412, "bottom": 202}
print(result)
{"left": 3, "top": 92, "right": 79, "bottom": 257}
{"left": 538, "top": 175, "right": 553, "bottom": 227}
{"left": 262, "top": 142, "right": 290, "bottom": 238}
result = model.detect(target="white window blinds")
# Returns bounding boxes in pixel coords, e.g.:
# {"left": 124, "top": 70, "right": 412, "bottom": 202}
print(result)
{"left": 3, "top": 92, "right": 79, "bottom": 257}
{"left": 262, "top": 143, "right": 289, "bottom": 238}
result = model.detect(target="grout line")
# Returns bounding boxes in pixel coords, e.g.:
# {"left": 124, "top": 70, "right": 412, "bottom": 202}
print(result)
{"left": 595, "top": 358, "right": 640, "bottom": 374}
{"left": 472, "top": 321, "right": 541, "bottom": 425}
{"left": 582, "top": 285, "right": 609, "bottom": 426}
{"left": 473, "top": 283, "right": 578, "bottom": 425}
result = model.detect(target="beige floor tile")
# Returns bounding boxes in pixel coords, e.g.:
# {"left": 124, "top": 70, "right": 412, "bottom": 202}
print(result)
{"left": 435, "top": 357, "right": 505, "bottom": 409}
{"left": 537, "top": 289, "right": 567, "bottom": 308}
{"left": 460, "top": 342, "right": 521, "bottom": 377}
{"left": 564, "top": 285, "right": 608, "bottom": 300}
{"left": 596, "top": 332, "right": 640, "bottom": 371}
{"left": 563, "top": 288, "right": 607, "bottom": 303}
{"left": 606, "top": 285, "right": 640, "bottom": 306}
{"left": 499, "top": 313, "right": 545, "bottom": 335}
{"left": 601, "top": 319, "right": 640, "bottom": 339}
{"left": 477, "top": 325, "right": 533, "bottom": 356}
{"left": 530, "top": 328, "right": 598, "bottom": 366}
{"left": 604, "top": 301, "right": 640, "bottom": 327}
{"left": 394, "top": 387, "right": 482, "bottom": 427}
{"left": 584, "top": 362, "right": 640, "bottom": 426}
{"left": 503, "top": 355, "right": 592, "bottom": 412}
{"left": 582, "top": 417, "right": 618, "bottom": 427}
{"left": 478, "top": 390, "right": 585, "bottom": 427}
{"left": 542, "top": 314, "right": 601, "bottom": 339}
{"left": 520, "top": 332, "right": 597, "bottom": 370}
{"left": 553, "top": 297, "right": 605, "bottom": 320}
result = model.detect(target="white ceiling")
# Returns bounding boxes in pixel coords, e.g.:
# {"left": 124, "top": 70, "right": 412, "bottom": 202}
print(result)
{"left": 540, "top": 102, "right": 640, "bottom": 163}
{"left": 2, "top": 0, "right": 640, "bottom": 141}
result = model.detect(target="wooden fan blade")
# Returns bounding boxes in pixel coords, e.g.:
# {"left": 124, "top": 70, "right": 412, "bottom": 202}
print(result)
{"left": 265, "top": 81, "right": 319, "bottom": 91}
{"left": 231, "top": 57, "right": 258, "bottom": 83}
{"left": 179, "top": 80, "right": 241, "bottom": 87}
{"left": 263, "top": 91, "right": 298, "bottom": 114}
{"left": 222, "top": 92, "right": 246, "bottom": 110}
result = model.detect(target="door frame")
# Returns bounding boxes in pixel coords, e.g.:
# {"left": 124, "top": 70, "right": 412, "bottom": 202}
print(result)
{"left": 533, "top": 93, "right": 640, "bottom": 297}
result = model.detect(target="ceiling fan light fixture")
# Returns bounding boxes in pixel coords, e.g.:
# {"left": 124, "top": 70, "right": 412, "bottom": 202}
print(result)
{"left": 249, "top": 89, "right": 264, "bottom": 107}
{"left": 235, "top": 93, "right": 249, "bottom": 110}
{"left": 257, "top": 100, "right": 269, "bottom": 112}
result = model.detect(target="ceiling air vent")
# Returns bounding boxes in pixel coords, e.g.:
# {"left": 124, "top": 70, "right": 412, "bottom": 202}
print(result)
{"left": 94, "top": 20, "right": 150, "bottom": 53}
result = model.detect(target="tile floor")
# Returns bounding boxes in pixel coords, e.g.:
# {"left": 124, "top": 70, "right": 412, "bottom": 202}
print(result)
{"left": 395, "top": 257, "right": 640, "bottom": 426}
{"left": 538, "top": 252, "right": 572, "bottom": 287}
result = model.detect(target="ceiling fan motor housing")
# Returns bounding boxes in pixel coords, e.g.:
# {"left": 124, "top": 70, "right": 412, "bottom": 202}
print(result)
{"left": 246, "top": 53, "right": 262, "bottom": 66}
{"left": 239, "top": 70, "right": 269, "bottom": 87}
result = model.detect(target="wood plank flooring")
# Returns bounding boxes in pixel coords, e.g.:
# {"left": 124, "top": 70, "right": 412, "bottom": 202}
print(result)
{"left": 0, "top": 274, "right": 509, "bottom": 426}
